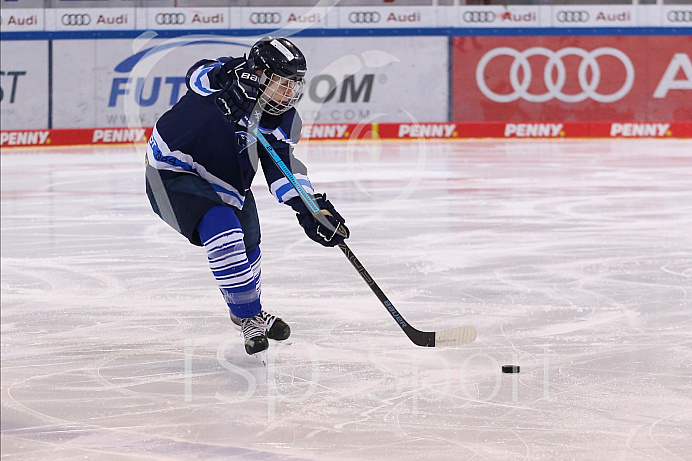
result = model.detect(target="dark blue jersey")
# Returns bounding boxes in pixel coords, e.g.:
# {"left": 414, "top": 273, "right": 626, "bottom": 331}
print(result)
{"left": 146, "top": 57, "right": 313, "bottom": 210}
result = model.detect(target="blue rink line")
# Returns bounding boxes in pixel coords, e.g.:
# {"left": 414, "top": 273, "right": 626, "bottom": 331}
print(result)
{"left": 2, "top": 27, "right": 692, "bottom": 40}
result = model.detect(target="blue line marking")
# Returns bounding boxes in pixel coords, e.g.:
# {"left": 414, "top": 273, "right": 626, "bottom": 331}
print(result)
{"left": 2, "top": 27, "right": 691, "bottom": 41}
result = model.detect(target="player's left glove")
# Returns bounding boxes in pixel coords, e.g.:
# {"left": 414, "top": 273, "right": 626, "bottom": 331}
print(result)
{"left": 287, "top": 193, "right": 350, "bottom": 247}
{"left": 214, "top": 58, "right": 260, "bottom": 123}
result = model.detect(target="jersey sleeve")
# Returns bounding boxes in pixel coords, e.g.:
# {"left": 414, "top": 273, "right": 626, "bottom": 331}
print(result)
{"left": 185, "top": 57, "right": 235, "bottom": 96}
{"left": 258, "top": 112, "right": 314, "bottom": 204}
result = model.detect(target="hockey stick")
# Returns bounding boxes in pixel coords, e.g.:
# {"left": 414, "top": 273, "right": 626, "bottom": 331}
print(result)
{"left": 336, "top": 243, "right": 477, "bottom": 347}
{"left": 251, "top": 123, "right": 477, "bottom": 347}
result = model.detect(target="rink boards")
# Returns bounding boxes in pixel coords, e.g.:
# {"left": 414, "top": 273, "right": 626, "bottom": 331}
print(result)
{"left": 2, "top": 120, "right": 692, "bottom": 148}
{"left": 1, "top": 4, "right": 691, "bottom": 138}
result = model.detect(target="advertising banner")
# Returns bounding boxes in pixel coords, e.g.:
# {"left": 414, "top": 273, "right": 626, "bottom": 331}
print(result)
{"left": 337, "top": 6, "right": 437, "bottom": 29}
{"left": 661, "top": 6, "right": 692, "bottom": 27}
{"left": 236, "top": 7, "right": 330, "bottom": 30}
{"left": 45, "top": 8, "right": 135, "bottom": 31}
{"left": 3, "top": 121, "right": 690, "bottom": 148}
{"left": 291, "top": 36, "right": 447, "bottom": 124}
{"left": 452, "top": 35, "right": 692, "bottom": 122}
{"left": 143, "top": 8, "right": 230, "bottom": 30}
{"left": 0, "top": 41, "right": 49, "bottom": 130}
{"left": 0, "top": 8, "right": 44, "bottom": 32}
{"left": 51, "top": 35, "right": 447, "bottom": 129}
{"left": 52, "top": 38, "right": 252, "bottom": 129}
{"left": 548, "top": 5, "right": 637, "bottom": 28}
{"left": 454, "top": 6, "right": 542, "bottom": 28}
{"left": 2, "top": 5, "right": 691, "bottom": 32}
{"left": 0, "top": 127, "right": 151, "bottom": 147}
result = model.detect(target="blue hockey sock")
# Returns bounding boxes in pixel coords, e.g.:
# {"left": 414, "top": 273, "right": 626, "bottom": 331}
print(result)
{"left": 197, "top": 206, "right": 261, "bottom": 318}
{"left": 246, "top": 245, "right": 262, "bottom": 300}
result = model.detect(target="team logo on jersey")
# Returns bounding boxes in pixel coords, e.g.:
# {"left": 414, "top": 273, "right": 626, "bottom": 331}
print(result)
{"left": 236, "top": 131, "right": 257, "bottom": 153}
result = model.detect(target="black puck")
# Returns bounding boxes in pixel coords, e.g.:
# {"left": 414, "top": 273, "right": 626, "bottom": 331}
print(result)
{"left": 502, "top": 365, "right": 520, "bottom": 374}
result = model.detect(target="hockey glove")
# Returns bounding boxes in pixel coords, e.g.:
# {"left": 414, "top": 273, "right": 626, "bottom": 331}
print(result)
{"left": 287, "top": 194, "right": 350, "bottom": 247}
{"left": 215, "top": 60, "right": 260, "bottom": 123}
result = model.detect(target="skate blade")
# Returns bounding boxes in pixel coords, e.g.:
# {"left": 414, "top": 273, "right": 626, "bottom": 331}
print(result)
{"left": 270, "top": 339, "right": 292, "bottom": 345}
{"left": 252, "top": 350, "right": 268, "bottom": 367}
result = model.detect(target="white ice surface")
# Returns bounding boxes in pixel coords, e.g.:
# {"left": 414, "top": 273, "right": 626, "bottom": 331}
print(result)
{"left": 2, "top": 139, "right": 691, "bottom": 460}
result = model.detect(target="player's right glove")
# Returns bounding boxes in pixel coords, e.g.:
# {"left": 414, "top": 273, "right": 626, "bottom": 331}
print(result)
{"left": 214, "top": 58, "right": 260, "bottom": 123}
{"left": 287, "top": 194, "right": 350, "bottom": 247}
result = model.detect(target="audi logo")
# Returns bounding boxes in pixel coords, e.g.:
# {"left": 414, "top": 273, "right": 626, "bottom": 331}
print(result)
{"left": 155, "top": 13, "right": 186, "bottom": 25}
{"left": 348, "top": 12, "right": 381, "bottom": 24}
{"left": 462, "top": 11, "right": 495, "bottom": 23}
{"left": 249, "top": 12, "right": 281, "bottom": 24}
{"left": 556, "top": 11, "right": 590, "bottom": 23}
{"left": 61, "top": 14, "right": 91, "bottom": 26}
{"left": 667, "top": 10, "right": 692, "bottom": 23}
{"left": 476, "top": 47, "right": 635, "bottom": 103}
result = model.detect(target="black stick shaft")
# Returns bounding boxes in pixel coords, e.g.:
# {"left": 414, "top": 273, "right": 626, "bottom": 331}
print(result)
{"left": 338, "top": 243, "right": 434, "bottom": 346}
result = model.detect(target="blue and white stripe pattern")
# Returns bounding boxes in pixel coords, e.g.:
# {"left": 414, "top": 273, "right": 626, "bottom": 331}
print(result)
{"left": 204, "top": 228, "right": 260, "bottom": 317}
{"left": 247, "top": 246, "right": 262, "bottom": 299}
{"left": 270, "top": 174, "right": 314, "bottom": 203}
{"left": 146, "top": 127, "right": 246, "bottom": 209}
{"left": 188, "top": 61, "right": 222, "bottom": 96}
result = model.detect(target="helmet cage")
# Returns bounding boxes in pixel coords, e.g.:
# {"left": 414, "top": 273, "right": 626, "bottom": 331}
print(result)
{"left": 258, "top": 72, "right": 304, "bottom": 115}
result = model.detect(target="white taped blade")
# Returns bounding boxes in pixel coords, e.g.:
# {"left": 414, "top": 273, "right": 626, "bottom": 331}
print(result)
{"left": 435, "top": 326, "right": 477, "bottom": 346}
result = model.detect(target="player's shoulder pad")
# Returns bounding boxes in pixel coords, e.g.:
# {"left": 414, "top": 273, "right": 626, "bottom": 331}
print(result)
{"left": 185, "top": 58, "right": 218, "bottom": 79}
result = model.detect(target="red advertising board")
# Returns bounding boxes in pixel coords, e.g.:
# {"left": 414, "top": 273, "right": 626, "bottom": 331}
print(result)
{"left": 0, "top": 128, "right": 151, "bottom": 147}
{"left": 3, "top": 122, "right": 690, "bottom": 148}
{"left": 452, "top": 36, "right": 692, "bottom": 122}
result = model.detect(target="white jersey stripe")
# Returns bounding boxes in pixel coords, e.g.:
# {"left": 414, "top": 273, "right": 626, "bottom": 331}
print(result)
{"left": 147, "top": 127, "right": 246, "bottom": 209}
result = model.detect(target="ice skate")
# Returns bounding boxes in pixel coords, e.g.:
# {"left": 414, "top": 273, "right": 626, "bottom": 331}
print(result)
{"left": 238, "top": 313, "right": 269, "bottom": 356}
{"left": 230, "top": 310, "right": 291, "bottom": 341}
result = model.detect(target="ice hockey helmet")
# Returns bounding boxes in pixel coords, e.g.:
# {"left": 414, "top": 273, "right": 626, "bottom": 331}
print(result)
{"left": 249, "top": 37, "right": 307, "bottom": 81}
{"left": 248, "top": 37, "right": 307, "bottom": 115}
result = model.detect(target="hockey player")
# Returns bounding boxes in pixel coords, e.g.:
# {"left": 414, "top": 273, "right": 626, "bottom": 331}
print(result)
{"left": 145, "top": 37, "right": 349, "bottom": 358}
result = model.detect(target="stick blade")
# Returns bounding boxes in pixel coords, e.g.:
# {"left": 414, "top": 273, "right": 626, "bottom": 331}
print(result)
{"left": 435, "top": 326, "right": 477, "bottom": 347}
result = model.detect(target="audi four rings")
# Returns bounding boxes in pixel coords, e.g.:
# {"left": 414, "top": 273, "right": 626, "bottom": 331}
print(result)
{"left": 348, "top": 12, "right": 381, "bottom": 24}
{"left": 667, "top": 11, "right": 692, "bottom": 22}
{"left": 556, "top": 11, "right": 590, "bottom": 23}
{"left": 61, "top": 14, "right": 91, "bottom": 26}
{"left": 155, "top": 13, "right": 186, "bottom": 25}
{"left": 249, "top": 12, "right": 281, "bottom": 24}
{"left": 462, "top": 11, "right": 495, "bottom": 23}
{"left": 476, "top": 47, "right": 635, "bottom": 103}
